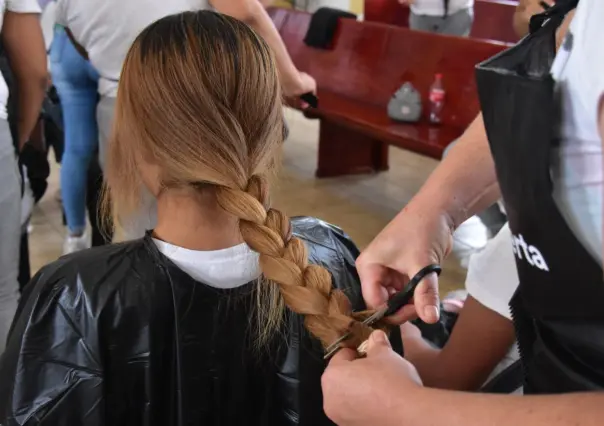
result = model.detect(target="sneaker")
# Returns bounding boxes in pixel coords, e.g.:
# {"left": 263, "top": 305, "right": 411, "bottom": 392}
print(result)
{"left": 451, "top": 216, "right": 489, "bottom": 269}
{"left": 63, "top": 233, "right": 90, "bottom": 255}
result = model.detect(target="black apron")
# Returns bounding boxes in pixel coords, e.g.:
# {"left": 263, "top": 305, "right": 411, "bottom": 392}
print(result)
{"left": 475, "top": 1, "right": 604, "bottom": 393}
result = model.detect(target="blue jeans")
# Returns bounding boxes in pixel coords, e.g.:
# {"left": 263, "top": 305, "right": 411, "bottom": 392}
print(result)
{"left": 50, "top": 28, "right": 99, "bottom": 235}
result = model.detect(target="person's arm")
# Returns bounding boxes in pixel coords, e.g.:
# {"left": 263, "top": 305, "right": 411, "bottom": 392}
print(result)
{"left": 513, "top": 0, "right": 554, "bottom": 39}
{"left": 402, "top": 295, "right": 515, "bottom": 391}
{"left": 322, "top": 331, "right": 604, "bottom": 426}
{"left": 2, "top": 11, "right": 47, "bottom": 149}
{"left": 210, "top": 0, "right": 315, "bottom": 97}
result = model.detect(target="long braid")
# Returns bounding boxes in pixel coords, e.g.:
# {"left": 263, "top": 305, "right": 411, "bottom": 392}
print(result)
{"left": 216, "top": 175, "right": 374, "bottom": 350}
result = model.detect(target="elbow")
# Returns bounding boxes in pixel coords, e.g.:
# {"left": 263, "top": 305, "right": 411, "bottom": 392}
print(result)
{"left": 28, "top": 70, "right": 49, "bottom": 95}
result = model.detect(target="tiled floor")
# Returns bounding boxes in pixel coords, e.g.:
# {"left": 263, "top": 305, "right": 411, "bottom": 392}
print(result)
{"left": 28, "top": 109, "right": 466, "bottom": 293}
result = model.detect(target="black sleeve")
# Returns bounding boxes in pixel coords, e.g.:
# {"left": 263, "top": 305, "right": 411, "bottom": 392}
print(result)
{"left": 0, "top": 263, "right": 105, "bottom": 426}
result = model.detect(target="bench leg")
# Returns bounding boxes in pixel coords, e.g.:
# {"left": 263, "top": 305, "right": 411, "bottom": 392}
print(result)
{"left": 316, "top": 120, "right": 389, "bottom": 178}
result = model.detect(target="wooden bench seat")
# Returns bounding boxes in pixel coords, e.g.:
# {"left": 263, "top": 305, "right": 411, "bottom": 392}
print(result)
{"left": 269, "top": 7, "right": 506, "bottom": 177}
{"left": 364, "top": 0, "right": 519, "bottom": 45}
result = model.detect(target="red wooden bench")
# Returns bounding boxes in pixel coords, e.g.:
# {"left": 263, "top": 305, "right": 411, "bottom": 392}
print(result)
{"left": 269, "top": 7, "right": 505, "bottom": 177}
{"left": 364, "top": 0, "right": 519, "bottom": 45}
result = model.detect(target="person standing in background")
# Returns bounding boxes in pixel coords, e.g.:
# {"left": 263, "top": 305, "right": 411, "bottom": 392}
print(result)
{"left": 50, "top": 25, "right": 100, "bottom": 254}
{"left": 0, "top": 0, "right": 48, "bottom": 355}
{"left": 56, "top": 0, "right": 316, "bottom": 239}
{"left": 399, "top": 0, "right": 474, "bottom": 37}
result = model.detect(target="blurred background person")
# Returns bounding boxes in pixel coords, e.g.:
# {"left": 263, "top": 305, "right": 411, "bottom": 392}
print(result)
{"left": 399, "top": 0, "right": 474, "bottom": 37}
{"left": 50, "top": 25, "right": 100, "bottom": 254}
{"left": 0, "top": 0, "right": 47, "bottom": 355}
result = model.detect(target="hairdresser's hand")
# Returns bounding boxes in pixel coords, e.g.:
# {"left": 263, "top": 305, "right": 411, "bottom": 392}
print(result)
{"left": 357, "top": 201, "right": 452, "bottom": 324}
{"left": 322, "top": 331, "right": 422, "bottom": 426}
{"left": 398, "top": 0, "right": 415, "bottom": 5}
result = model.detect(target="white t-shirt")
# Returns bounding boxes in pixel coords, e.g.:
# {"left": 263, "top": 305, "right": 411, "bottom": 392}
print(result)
{"left": 550, "top": 0, "right": 604, "bottom": 265}
{"left": 55, "top": 0, "right": 211, "bottom": 97}
{"left": 465, "top": 223, "right": 521, "bottom": 392}
{"left": 410, "top": 0, "right": 474, "bottom": 17}
{"left": 0, "top": 0, "right": 41, "bottom": 122}
{"left": 153, "top": 239, "right": 261, "bottom": 289}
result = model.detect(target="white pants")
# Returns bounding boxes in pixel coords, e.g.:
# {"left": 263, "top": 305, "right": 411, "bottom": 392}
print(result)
{"left": 0, "top": 119, "right": 21, "bottom": 355}
{"left": 97, "top": 95, "right": 156, "bottom": 240}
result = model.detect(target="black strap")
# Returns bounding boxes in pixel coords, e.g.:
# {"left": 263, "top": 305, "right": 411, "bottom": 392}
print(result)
{"left": 481, "top": 359, "right": 523, "bottom": 394}
{"left": 529, "top": 0, "right": 579, "bottom": 34}
{"left": 443, "top": 0, "right": 450, "bottom": 18}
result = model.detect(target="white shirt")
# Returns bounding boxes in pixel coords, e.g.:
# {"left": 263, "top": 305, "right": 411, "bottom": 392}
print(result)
{"left": 410, "top": 0, "right": 474, "bottom": 17}
{"left": 0, "top": 0, "right": 41, "bottom": 121}
{"left": 465, "top": 224, "right": 521, "bottom": 392}
{"left": 39, "top": 0, "right": 56, "bottom": 50}
{"left": 550, "top": 0, "right": 604, "bottom": 265}
{"left": 55, "top": 0, "right": 211, "bottom": 97}
{"left": 153, "top": 239, "right": 261, "bottom": 289}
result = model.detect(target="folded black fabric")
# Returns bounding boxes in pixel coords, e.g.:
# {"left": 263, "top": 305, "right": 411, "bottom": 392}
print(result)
{"left": 304, "top": 7, "right": 356, "bottom": 49}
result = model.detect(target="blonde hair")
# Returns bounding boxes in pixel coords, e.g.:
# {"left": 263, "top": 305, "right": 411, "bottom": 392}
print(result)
{"left": 104, "top": 11, "right": 374, "bottom": 350}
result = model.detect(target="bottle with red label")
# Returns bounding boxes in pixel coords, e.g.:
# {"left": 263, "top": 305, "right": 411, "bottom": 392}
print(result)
{"left": 429, "top": 73, "right": 445, "bottom": 124}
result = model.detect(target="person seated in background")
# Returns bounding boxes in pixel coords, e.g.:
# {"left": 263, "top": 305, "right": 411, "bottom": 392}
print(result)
{"left": 399, "top": 0, "right": 474, "bottom": 37}
{"left": 403, "top": 224, "right": 520, "bottom": 393}
{"left": 0, "top": 11, "right": 387, "bottom": 424}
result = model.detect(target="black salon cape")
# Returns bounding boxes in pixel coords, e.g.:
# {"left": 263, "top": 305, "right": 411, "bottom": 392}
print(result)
{"left": 0, "top": 217, "right": 366, "bottom": 426}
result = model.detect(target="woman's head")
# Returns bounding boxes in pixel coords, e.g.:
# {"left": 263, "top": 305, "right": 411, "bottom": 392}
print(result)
{"left": 106, "top": 11, "right": 373, "bottom": 349}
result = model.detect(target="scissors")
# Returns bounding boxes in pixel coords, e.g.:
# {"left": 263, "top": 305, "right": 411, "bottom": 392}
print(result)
{"left": 324, "top": 264, "right": 442, "bottom": 360}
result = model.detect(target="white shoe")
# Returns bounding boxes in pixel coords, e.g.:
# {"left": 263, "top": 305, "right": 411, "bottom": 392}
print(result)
{"left": 451, "top": 216, "right": 489, "bottom": 269}
{"left": 63, "top": 233, "right": 90, "bottom": 255}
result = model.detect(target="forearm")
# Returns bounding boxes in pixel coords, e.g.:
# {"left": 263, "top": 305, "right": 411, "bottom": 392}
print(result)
{"left": 394, "top": 387, "right": 603, "bottom": 426}
{"left": 404, "top": 113, "right": 500, "bottom": 229}
{"left": 16, "top": 79, "right": 46, "bottom": 147}
{"left": 2, "top": 13, "right": 48, "bottom": 148}
{"left": 214, "top": 1, "right": 301, "bottom": 93}
{"left": 403, "top": 337, "right": 448, "bottom": 388}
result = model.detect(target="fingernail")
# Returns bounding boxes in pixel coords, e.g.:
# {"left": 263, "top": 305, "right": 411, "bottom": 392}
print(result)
{"left": 371, "top": 330, "right": 388, "bottom": 344}
{"left": 424, "top": 305, "right": 440, "bottom": 322}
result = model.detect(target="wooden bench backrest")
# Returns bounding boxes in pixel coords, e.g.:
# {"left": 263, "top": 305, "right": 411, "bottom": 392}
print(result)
{"left": 270, "top": 7, "right": 505, "bottom": 128}
{"left": 364, "top": 0, "right": 519, "bottom": 44}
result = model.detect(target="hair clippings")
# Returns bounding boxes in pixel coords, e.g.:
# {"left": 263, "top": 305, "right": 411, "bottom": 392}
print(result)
{"left": 324, "top": 264, "right": 442, "bottom": 360}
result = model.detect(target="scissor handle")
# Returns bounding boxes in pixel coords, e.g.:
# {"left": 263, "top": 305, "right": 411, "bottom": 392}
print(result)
{"left": 299, "top": 92, "right": 318, "bottom": 108}
{"left": 383, "top": 264, "right": 442, "bottom": 317}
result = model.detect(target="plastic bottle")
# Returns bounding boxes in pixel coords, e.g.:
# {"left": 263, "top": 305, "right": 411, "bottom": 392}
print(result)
{"left": 429, "top": 73, "right": 445, "bottom": 124}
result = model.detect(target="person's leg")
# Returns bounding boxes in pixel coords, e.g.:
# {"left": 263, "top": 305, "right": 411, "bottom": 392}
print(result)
{"left": 96, "top": 95, "right": 155, "bottom": 240}
{"left": 409, "top": 12, "right": 443, "bottom": 34}
{"left": 51, "top": 28, "right": 99, "bottom": 251}
{"left": 0, "top": 120, "right": 22, "bottom": 354}
{"left": 87, "top": 156, "right": 112, "bottom": 246}
{"left": 96, "top": 95, "right": 115, "bottom": 171}
{"left": 440, "top": 7, "right": 474, "bottom": 37}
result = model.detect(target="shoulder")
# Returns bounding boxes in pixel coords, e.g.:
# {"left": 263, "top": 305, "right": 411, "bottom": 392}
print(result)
{"left": 22, "top": 240, "right": 153, "bottom": 319}
{"left": 292, "top": 216, "right": 360, "bottom": 260}
{"left": 291, "top": 216, "right": 364, "bottom": 311}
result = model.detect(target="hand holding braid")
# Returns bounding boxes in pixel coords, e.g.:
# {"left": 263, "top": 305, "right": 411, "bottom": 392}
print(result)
{"left": 216, "top": 175, "right": 375, "bottom": 350}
